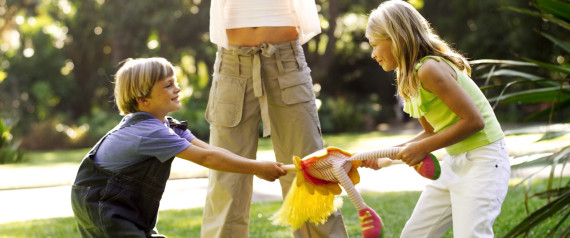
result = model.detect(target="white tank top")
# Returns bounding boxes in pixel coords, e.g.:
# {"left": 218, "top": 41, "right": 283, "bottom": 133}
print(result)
{"left": 224, "top": 0, "right": 297, "bottom": 29}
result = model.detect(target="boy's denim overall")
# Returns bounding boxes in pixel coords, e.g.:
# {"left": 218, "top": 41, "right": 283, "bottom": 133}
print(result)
{"left": 71, "top": 113, "right": 182, "bottom": 237}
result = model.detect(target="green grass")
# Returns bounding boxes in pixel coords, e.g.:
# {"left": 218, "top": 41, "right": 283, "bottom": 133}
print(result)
{"left": 2, "top": 148, "right": 89, "bottom": 168}
{"left": 0, "top": 178, "right": 568, "bottom": 238}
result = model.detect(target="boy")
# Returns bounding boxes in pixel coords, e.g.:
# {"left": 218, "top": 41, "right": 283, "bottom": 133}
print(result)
{"left": 71, "top": 57, "right": 286, "bottom": 237}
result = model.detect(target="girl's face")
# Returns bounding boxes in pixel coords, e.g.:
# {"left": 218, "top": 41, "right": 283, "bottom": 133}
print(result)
{"left": 369, "top": 38, "right": 397, "bottom": 72}
{"left": 144, "top": 76, "right": 182, "bottom": 116}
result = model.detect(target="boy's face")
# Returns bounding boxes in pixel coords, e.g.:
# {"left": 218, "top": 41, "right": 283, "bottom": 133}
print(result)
{"left": 369, "top": 38, "right": 397, "bottom": 72}
{"left": 143, "top": 76, "right": 182, "bottom": 116}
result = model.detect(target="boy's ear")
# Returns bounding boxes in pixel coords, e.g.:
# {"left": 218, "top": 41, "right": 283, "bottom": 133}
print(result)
{"left": 136, "top": 97, "right": 148, "bottom": 107}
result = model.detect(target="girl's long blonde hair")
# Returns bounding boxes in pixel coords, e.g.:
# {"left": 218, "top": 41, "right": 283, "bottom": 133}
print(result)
{"left": 366, "top": 0, "right": 471, "bottom": 100}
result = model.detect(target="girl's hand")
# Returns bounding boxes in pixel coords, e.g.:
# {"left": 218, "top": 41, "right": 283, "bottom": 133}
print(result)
{"left": 397, "top": 142, "right": 428, "bottom": 167}
{"left": 254, "top": 161, "right": 287, "bottom": 182}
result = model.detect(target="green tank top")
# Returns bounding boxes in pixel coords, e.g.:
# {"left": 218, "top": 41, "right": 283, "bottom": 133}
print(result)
{"left": 403, "top": 56, "right": 503, "bottom": 155}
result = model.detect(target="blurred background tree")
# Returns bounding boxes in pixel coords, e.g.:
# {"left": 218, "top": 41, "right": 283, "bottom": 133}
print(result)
{"left": 0, "top": 0, "right": 565, "bottom": 151}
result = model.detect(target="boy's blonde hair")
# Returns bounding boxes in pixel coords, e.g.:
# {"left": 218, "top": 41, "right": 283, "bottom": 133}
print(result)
{"left": 114, "top": 57, "right": 175, "bottom": 115}
{"left": 366, "top": 0, "right": 471, "bottom": 100}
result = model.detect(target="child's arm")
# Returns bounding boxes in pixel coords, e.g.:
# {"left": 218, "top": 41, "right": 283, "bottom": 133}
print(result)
{"left": 189, "top": 138, "right": 241, "bottom": 158}
{"left": 175, "top": 138, "right": 287, "bottom": 182}
{"left": 399, "top": 118, "right": 435, "bottom": 147}
{"left": 398, "top": 59, "right": 485, "bottom": 166}
{"left": 362, "top": 120, "right": 435, "bottom": 170}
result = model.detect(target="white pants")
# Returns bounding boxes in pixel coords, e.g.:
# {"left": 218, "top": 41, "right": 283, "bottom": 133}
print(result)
{"left": 401, "top": 139, "right": 511, "bottom": 238}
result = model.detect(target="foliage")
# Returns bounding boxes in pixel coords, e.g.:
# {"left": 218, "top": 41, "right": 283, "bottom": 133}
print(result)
{"left": 421, "top": 0, "right": 560, "bottom": 61}
{"left": 0, "top": 0, "right": 215, "bottom": 149}
{"left": 471, "top": 0, "right": 570, "bottom": 236}
{"left": 318, "top": 95, "right": 385, "bottom": 133}
{"left": 502, "top": 145, "right": 570, "bottom": 237}
{"left": 0, "top": 118, "right": 25, "bottom": 164}
{"left": 0, "top": 0, "right": 560, "bottom": 150}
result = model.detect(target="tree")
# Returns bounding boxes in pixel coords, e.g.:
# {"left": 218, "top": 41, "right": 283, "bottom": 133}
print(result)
{"left": 0, "top": 0, "right": 215, "bottom": 149}
{"left": 0, "top": 0, "right": 561, "bottom": 149}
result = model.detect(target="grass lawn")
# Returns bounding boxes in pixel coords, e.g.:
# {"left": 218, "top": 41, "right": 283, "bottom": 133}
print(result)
{"left": 0, "top": 177, "right": 568, "bottom": 238}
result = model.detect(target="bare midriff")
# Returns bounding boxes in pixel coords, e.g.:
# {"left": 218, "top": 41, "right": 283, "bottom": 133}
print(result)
{"left": 226, "top": 26, "right": 299, "bottom": 47}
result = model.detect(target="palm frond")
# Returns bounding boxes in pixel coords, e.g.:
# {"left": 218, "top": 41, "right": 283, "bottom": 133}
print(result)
{"left": 538, "top": 31, "right": 570, "bottom": 54}
{"left": 502, "top": 190, "right": 570, "bottom": 238}
{"left": 487, "top": 86, "right": 570, "bottom": 104}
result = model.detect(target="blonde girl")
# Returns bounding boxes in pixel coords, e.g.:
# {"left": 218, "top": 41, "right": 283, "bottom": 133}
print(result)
{"left": 366, "top": 1, "right": 510, "bottom": 237}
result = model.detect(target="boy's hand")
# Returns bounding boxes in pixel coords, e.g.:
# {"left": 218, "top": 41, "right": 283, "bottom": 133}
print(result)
{"left": 360, "top": 159, "right": 381, "bottom": 170}
{"left": 360, "top": 158, "right": 393, "bottom": 170}
{"left": 255, "top": 161, "right": 287, "bottom": 182}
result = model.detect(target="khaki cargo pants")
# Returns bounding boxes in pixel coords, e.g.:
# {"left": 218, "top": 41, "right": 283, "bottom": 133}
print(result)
{"left": 201, "top": 40, "right": 348, "bottom": 238}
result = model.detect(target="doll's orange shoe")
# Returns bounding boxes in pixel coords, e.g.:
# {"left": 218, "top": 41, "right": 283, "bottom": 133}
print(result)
{"left": 359, "top": 207, "right": 382, "bottom": 238}
{"left": 413, "top": 153, "right": 441, "bottom": 180}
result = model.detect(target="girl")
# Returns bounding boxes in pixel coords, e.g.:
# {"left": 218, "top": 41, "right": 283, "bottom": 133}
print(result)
{"left": 365, "top": 1, "right": 510, "bottom": 237}
{"left": 70, "top": 57, "right": 287, "bottom": 238}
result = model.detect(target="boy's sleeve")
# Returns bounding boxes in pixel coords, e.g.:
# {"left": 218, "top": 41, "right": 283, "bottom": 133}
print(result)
{"left": 137, "top": 120, "right": 192, "bottom": 163}
{"left": 175, "top": 127, "right": 196, "bottom": 142}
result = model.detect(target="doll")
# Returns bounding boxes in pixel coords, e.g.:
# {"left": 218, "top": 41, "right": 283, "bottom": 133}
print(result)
{"left": 271, "top": 147, "right": 440, "bottom": 238}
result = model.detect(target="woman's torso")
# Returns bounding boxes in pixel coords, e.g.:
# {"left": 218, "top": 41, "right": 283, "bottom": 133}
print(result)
{"left": 224, "top": 0, "right": 299, "bottom": 46}
{"left": 226, "top": 27, "right": 299, "bottom": 46}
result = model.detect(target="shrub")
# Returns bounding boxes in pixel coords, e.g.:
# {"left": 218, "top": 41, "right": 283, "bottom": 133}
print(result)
{"left": 0, "top": 118, "right": 25, "bottom": 164}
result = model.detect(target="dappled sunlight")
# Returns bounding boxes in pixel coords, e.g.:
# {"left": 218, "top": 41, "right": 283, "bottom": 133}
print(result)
{"left": 357, "top": 163, "right": 429, "bottom": 194}
{"left": 33, "top": 151, "right": 60, "bottom": 162}
{"left": 256, "top": 150, "right": 276, "bottom": 161}
{"left": 505, "top": 132, "right": 570, "bottom": 157}
{"left": 160, "top": 213, "right": 203, "bottom": 228}
{"left": 348, "top": 134, "right": 412, "bottom": 152}
{"left": 55, "top": 123, "right": 89, "bottom": 141}
{"left": 0, "top": 186, "right": 72, "bottom": 224}
{"left": 24, "top": 148, "right": 89, "bottom": 165}
{"left": 170, "top": 159, "right": 208, "bottom": 179}
{"left": 322, "top": 131, "right": 417, "bottom": 152}
{"left": 0, "top": 165, "right": 77, "bottom": 190}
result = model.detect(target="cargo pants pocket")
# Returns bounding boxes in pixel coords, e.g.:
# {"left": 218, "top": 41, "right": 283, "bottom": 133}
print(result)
{"left": 276, "top": 68, "right": 315, "bottom": 105}
{"left": 205, "top": 73, "right": 247, "bottom": 127}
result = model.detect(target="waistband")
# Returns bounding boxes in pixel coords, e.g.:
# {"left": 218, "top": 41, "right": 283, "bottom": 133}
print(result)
{"left": 221, "top": 39, "right": 301, "bottom": 57}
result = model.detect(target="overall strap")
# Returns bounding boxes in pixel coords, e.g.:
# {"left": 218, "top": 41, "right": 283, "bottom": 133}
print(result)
{"left": 120, "top": 112, "right": 156, "bottom": 129}
{"left": 166, "top": 116, "right": 188, "bottom": 130}
{"left": 73, "top": 113, "right": 158, "bottom": 185}
{"left": 87, "top": 112, "right": 156, "bottom": 156}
